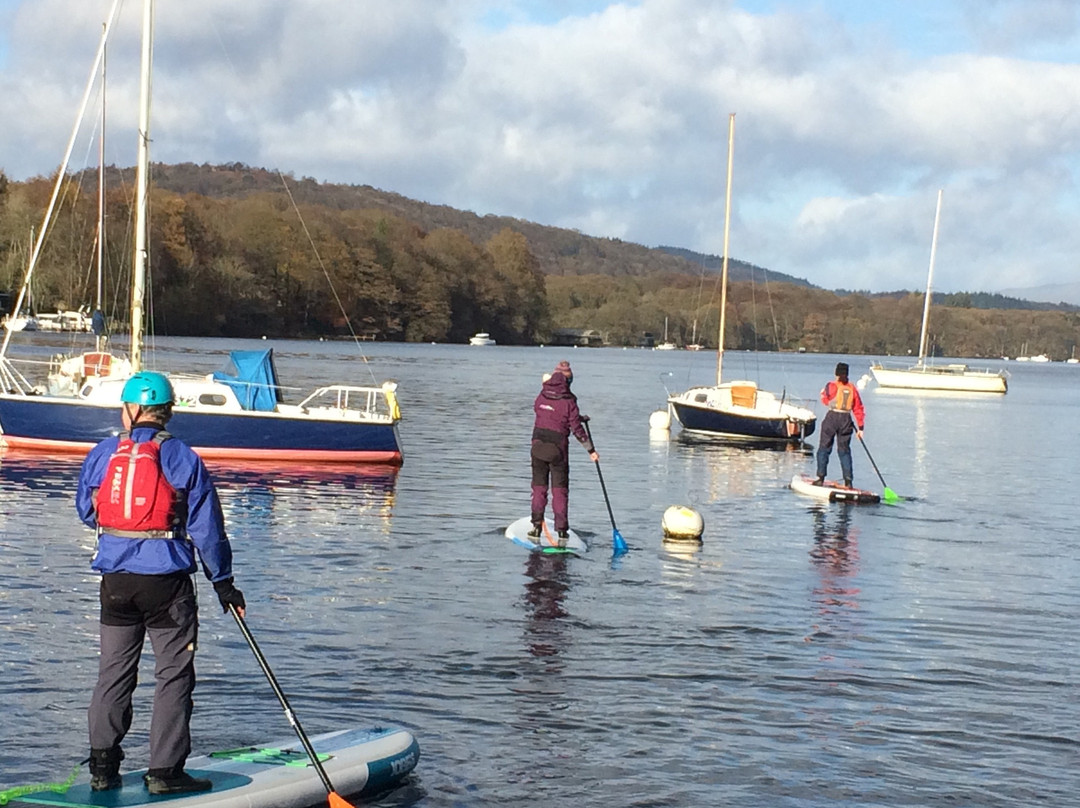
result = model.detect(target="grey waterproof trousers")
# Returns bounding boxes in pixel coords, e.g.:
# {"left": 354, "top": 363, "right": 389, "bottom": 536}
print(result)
{"left": 88, "top": 572, "right": 198, "bottom": 773}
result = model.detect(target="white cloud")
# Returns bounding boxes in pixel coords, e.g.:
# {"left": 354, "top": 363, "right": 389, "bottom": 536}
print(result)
{"left": 1, "top": 0, "right": 1079, "bottom": 294}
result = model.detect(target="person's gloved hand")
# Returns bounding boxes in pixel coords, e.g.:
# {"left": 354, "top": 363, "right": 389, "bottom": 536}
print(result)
{"left": 213, "top": 578, "right": 246, "bottom": 614}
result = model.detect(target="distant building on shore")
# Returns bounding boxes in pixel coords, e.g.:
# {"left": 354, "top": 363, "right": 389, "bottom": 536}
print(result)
{"left": 550, "top": 328, "right": 605, "bottom": 347}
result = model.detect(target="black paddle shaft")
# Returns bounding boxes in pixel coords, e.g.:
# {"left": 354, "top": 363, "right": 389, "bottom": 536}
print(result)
{"left": 583, "top": 421, "right": 618, "bottom": 531}
{"left": 229, "top": 605, "right": 337, "bottom": 795}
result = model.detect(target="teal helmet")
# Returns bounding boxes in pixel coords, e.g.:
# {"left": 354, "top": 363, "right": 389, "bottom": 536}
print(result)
{"left": 121, "top": 371, "right": 174, "bottom": 405}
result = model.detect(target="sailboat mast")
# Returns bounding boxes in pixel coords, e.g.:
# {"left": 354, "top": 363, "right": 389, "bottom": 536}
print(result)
{"left": 0, "top": 6, "right": 119, "bottom": 360}
{"left": 716, "top": 113, "right": 735, "bottom": 386}
{"left": 130, "top": 0, "right": 153, "bottom": 372}
{"left": 95, "top": 23, "right": 107, "bottom": 353}
{"left": 917, "top": 189, "right": 943, "bottom": 364}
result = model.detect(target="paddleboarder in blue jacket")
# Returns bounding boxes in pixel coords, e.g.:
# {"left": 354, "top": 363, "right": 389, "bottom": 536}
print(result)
{"left": 530, "top": 361, "right": 599, "bottom": 543}
{"left": 76, "top": 371, "right": 245, "bottom": 794}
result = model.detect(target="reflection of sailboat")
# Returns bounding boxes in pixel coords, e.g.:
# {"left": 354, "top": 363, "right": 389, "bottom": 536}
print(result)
{"left": 675, "top": 432, "right": 809, "bottom": 504}
{"left": 207, "top": 460, "right": 399, "bottom": 541}
{"left": 0, "top": 1, "right": 402, "bottom": 464}
{"left": 870, "top": 190, "right": 1008, "bottom": 394}
{"left": 667, "top": 114, "right": 816, "bottom": 443}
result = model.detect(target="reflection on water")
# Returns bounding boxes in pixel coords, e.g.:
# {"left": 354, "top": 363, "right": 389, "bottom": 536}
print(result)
{"left": 808, "top": 504, "right": 860, "bottom": 618}
{"left": 0, "top": 451, "right": 83, "bottom": 498}
{"left": 4, "top": 347, "right": 1080, "bottom": 806}
{"left": 208, "top": 461, "right": 399, "bottom": 540}
{"left": 673, "top": 433, "right": 811, "bottom": 503}
{"left": 520, "top": 553, "right": 571, "bottom": 665}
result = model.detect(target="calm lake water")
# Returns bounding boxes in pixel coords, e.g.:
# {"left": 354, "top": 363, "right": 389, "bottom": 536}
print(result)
{"left": 2, "top": 338, "right": 1079, "bottom": 806}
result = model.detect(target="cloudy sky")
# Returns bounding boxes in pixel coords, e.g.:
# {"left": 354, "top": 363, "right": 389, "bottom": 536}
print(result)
{"left": 1, "top": 0, "right": 1079, "bottom": 295}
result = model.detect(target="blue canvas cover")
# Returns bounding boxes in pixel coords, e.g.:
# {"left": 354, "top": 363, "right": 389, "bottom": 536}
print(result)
{"left": 211, "top": 349, "right": 282, "bottom": 411}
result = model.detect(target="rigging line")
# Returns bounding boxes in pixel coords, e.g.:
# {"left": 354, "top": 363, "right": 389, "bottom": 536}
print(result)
{"left": 684, "top": 259, "right": 724, "bottom": 390}
{"left": 275, "top": 173, "right": 379, "bottom": 385}
{"left": 202, "top": 11, "right": 378, "bottom": 384}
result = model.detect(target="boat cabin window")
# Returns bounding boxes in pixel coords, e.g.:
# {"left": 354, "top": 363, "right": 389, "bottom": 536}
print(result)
{"left": 198, "top": 393, "right": 228, "bottom": 406}
{"left": 694, "top": 393, "right": 709, "bottom": 403}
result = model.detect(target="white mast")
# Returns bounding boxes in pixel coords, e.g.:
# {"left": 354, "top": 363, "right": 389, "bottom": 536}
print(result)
{"left": 716, "top": 113, "right": 735, "bottom": 386}
{"left": 95, "top": 22, "right": 107, "bottom": 353}
{"left": 917, "top": 189, "right": 943, "bottom": 365}
{"left": 130, "top": 0, "right": 154, "bottom": 372}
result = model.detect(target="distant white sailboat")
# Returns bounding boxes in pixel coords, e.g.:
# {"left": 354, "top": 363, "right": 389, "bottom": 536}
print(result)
{"left": 869, "top": 190, "right": 1009, "bottom": 394}
{"left": 686, "top": 318, "right": 703, "bottom": 351}
{"left": 654, "top": 317, "right": 677, "bottom": 350}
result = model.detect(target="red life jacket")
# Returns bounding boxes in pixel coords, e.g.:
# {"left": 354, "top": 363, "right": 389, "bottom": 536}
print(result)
{"left": 829, "top": 381, "right": 856, "bottom": 412}
{"left": 95, "top": 431, "right": 181, "bottom": 538}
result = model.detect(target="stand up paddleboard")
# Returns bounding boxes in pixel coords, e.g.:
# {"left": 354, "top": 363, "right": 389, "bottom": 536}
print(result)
{"left": 8, "top": 726, "right": 419, "bottom": 808}
{"left": 506, "top": 516, "right": 589, "bottom": 556}
{"left": 790, "top": 473, "right": 880, "bottom": 504}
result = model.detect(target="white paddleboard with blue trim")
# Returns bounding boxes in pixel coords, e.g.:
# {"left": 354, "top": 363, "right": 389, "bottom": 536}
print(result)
{"left": 7, "top": 726, "right": 418, "bottom": 808}
{"left": 506, "top": 516, "right": 589, "bottom": 555}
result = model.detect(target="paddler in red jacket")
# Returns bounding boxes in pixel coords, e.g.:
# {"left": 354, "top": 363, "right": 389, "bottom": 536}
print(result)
{"left": 529, "top": 360, "right": 599, "bottom": 544}
{"left": 815, "top": 361, "right": 865, "bottom": 488}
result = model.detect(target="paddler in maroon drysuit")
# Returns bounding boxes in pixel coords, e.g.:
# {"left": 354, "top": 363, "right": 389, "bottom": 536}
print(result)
{"left": 530, "top": 360, "right": 599, "bottom": 543}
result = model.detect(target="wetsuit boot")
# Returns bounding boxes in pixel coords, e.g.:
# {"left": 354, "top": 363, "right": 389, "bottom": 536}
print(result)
{"left": 144, "top": 767, "right": 212, "bottom": 795}
{"left": 89, "top": 747, "right": 123, "bottom": 792}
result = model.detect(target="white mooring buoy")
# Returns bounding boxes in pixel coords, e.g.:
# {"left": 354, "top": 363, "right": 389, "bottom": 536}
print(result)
{"left": 662, "top": 505, "right": 704, "bottom": 542}
{"left": 649, "top": 408, "right": 671, "bottom": 430}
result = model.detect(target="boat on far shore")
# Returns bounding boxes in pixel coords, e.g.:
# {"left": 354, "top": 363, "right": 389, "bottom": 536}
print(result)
{"left": 469, "top": 332, "right": 496, "bottom": 346}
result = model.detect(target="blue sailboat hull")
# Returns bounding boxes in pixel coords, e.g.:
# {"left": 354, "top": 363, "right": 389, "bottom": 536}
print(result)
{"left": 0, "top": 395, "right": 402, "bottom": 463}
{"left": 670, "top": 400, "right": 816, "bottom": 442}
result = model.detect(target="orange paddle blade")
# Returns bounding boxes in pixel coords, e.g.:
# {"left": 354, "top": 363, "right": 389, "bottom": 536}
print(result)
{"left": 329, "top": 792, "right": 356, "bottom": 808}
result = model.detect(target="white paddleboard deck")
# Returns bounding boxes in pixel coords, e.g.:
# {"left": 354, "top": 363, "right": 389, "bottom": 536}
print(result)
{"left": 11, "top": 726, "right": 419, "bottom": 808}
{"left": 506, "top": 516, "right": 589, "bottom": 555}
{"left": 790, "top": 473, "right": 880, "bottom": 504}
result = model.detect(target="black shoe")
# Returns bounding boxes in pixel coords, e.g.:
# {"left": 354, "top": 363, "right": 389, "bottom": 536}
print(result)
{"left": 527, "top": 525, "right": 542, "bottom": 539}
{"left": 556, "top": 529, "right": 569, "bottom": 547}
{"left": 90, "top": 773, "right": 122, "bottom": 792}
{"left": 89, "top": 747, "right": 123, "bottom": 792}
{"left": 843, "top": 479, "right": 853, "bottom": 488}
{"left": 144, "top": 770, "right": 212, "bottom": 795}
{"left": 812, "top": 476, "right": 825, "bottom": 486}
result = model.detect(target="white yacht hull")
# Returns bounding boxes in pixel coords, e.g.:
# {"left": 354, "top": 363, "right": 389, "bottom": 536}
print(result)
{"left": 870, "top": 363, "right": 1007, "bottom": 394}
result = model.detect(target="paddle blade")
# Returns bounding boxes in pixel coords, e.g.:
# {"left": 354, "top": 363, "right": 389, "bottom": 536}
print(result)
{"left": 612, "top": 528, "right": 628, "bottom": 556}
{"left": 329, "top": 792, "right": 356, "bottom": 808}
{"left": 883, "top": 487, "right": 900, "bottom": 504}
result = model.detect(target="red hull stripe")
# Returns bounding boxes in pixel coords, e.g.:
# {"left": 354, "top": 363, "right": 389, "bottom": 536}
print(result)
{"left": 0, "top": 436, "right": 402, "bottom": 465}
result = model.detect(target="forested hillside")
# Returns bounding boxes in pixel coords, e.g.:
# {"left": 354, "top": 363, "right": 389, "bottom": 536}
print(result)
{"left": 0, "top": 163, "right": 1077, "bottom": 357}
